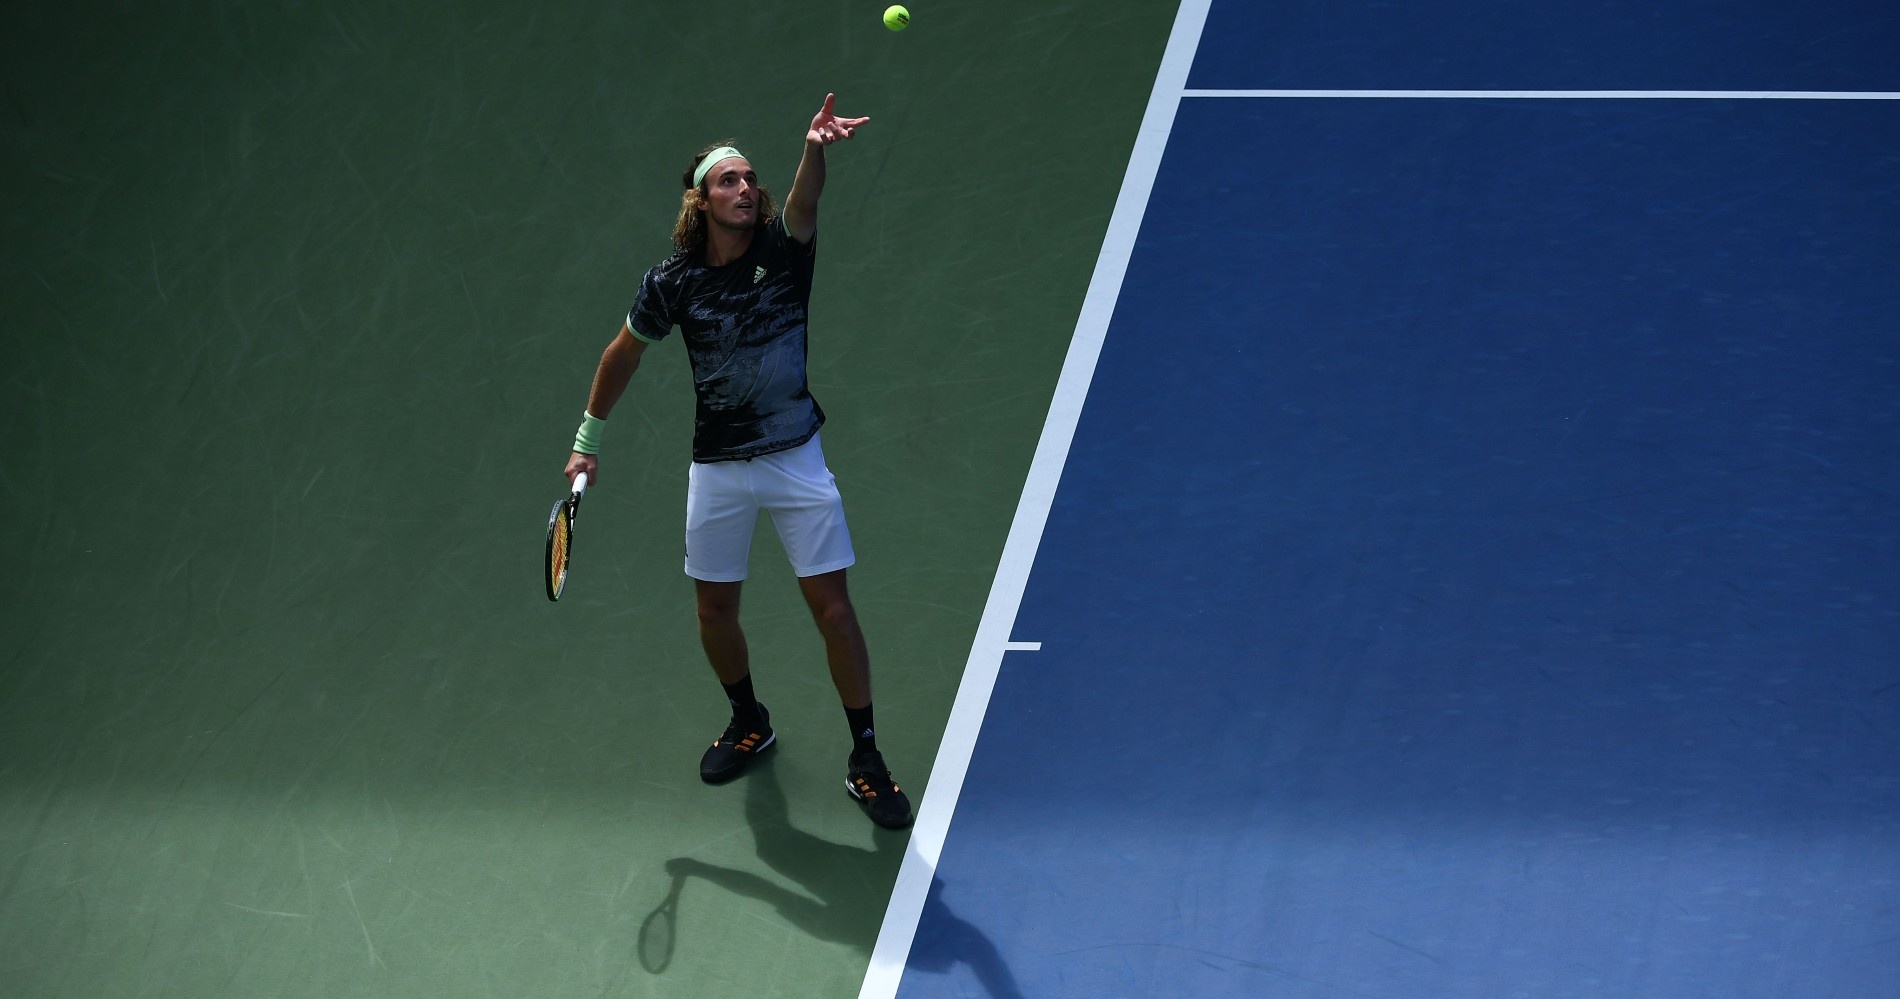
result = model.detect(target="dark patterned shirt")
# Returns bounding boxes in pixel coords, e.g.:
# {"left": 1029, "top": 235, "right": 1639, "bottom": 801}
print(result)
{"left": 626, "top": 217, "right": 825, "bottom": 462}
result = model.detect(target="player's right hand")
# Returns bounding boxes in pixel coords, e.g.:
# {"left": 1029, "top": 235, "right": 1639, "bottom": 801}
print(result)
{"left": 565, "top": 452, "right": 598, "bottom": 488}
{"left": 806, "top": 92, "right": 869, "bottom": 147}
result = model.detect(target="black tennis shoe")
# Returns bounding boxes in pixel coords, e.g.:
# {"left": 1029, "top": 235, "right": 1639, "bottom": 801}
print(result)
{"left": 846, "top": 750, "right": 913, "bottom": 829}
{"left": 700, "top": 706, "right": 774, "bottom": 783}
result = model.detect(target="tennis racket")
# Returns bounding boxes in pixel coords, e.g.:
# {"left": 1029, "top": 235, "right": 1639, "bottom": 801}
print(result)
{"left": 544, "top": 471, "right": 589, "bottom": 601}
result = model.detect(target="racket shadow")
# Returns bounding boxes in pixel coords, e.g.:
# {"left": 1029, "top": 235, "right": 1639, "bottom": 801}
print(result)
{"left": 636, "top": 867, "right": 685, "bottom": 974}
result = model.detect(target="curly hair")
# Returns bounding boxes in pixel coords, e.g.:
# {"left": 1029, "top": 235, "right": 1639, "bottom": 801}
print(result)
{"left": 672, "top": 140, "right": 780, "bottom": 253}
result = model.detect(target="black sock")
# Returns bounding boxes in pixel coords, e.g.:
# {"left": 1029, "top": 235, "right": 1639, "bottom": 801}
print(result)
{"left": 845, "top": 703, "right": 877, "bottom": 757}
{"left": 723, "top": 674, "right": 762, "bottom": 724}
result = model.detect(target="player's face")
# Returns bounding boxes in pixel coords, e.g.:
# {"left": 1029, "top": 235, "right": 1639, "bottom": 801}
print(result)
{"left": 701, "top": 158, "right": 760, "bottom": 231}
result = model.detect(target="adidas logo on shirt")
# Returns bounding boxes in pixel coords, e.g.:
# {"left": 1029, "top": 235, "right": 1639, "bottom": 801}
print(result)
{"left": 753, "top": 266, "right": 766, "bottom": 284}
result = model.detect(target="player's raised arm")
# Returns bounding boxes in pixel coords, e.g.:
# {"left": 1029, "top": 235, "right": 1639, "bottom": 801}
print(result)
{"left": 783, "top": 93, "right": 869, "bottom": 244}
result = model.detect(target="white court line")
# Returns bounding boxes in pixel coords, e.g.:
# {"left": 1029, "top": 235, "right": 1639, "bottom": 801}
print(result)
{"left": 854, "top": 1, "right": 1215, "bottom": 996}
{"left": 1001, "top": 642, "right": 1042, "bottom": 652}
{"left": 1185, "top": 89, "right": 1900, "bottom": 100}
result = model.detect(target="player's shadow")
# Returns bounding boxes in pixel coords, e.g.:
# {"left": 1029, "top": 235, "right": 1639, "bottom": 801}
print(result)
{"left": 640, "top": 755, "right": 1021, "bottom": 997}
{"left": 642, "top": 753, "right": 894, "bottom": 963}
{"left": 904, "top": 875, "right": 1025, "bottom": 999}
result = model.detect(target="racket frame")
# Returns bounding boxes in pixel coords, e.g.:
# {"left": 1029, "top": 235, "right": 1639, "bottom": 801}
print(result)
{"left": 544, "top": 471, "right": 589, "bottom": 601}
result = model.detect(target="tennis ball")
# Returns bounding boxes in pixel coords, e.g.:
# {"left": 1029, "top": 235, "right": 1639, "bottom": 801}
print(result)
{"left": 883, "top": 5, "right": 910, "bottom": 31}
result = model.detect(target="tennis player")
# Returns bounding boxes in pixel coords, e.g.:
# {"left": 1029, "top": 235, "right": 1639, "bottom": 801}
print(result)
{"left": 563, "top": 94, "right": 912, "bottom": 830}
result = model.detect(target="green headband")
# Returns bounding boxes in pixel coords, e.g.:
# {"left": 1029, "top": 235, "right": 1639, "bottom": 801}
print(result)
{"left": 692, "top": 147, "right": 745, "bottom": 188}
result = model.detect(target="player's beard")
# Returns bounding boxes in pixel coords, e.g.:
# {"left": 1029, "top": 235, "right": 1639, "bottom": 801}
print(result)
{"left": 708, "top": 201, "right": 756, "bottom": 233}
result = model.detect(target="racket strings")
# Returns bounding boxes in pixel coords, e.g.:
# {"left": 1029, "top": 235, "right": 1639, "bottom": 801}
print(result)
{"left": 549, "top": 512, "right": 571, "bottom": 592}
{"left": 545, "top": 489, "right": 581, "bottom": 601}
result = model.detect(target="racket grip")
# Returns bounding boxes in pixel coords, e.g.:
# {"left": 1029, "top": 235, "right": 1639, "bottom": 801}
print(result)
{"left": 572, "top": 471, "right": 589, "bottom": 497}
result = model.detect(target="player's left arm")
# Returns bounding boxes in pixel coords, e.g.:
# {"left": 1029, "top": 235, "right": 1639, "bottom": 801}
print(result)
{"left": 784, "top": 93, "right": 870, "bottom": 245}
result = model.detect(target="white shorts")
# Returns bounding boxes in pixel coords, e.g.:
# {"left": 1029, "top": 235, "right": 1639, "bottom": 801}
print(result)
{"left": 684, "top": 432, "right": 856, "bottom": 582}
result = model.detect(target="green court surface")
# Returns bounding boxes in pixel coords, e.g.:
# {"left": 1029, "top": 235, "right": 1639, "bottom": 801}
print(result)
{"left": 0, "top": 2, "right": 1173, "bottom": 995}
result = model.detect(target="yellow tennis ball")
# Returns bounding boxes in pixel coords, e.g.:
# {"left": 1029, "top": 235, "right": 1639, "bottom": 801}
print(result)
{"left": 883, "top": 5, "right": 910, "bottom": 31}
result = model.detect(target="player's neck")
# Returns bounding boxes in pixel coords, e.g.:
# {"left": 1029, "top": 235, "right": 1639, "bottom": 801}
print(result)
{"left": 702, "top": 225, "right": 754, "bottom": 267}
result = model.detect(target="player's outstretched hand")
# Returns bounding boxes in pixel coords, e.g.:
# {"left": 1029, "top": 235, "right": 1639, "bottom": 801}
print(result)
{"left": 806, "top": 93, "right": 869, "bottom": 147}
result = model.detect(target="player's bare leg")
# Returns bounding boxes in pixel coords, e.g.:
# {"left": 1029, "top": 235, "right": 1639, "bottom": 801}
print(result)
{"left": 798, "top": 568, "right": 912, "bottom": 828}
{"left": 695, "top": 579, "right": 771, "bottom": 783}
{"left": 694, "top": 579, "right": 749, "bottom": 684}
{"left": 795, "top": 569, "right": 870, "bottom": 708}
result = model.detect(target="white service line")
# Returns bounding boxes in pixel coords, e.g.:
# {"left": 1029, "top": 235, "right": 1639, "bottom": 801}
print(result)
{"left": 1184, "top": 89, "right": 1900, "bottom": 100}
{"left": 855, "top": 1, "right": 1215, "bottom": 996}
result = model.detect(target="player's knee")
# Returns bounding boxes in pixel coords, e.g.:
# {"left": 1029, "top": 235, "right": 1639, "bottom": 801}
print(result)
{"left": 695, "top": 591, "right": 742, "bottom": 627}
{"left": 809, "top": 598, "right": 860, "bottom": 640}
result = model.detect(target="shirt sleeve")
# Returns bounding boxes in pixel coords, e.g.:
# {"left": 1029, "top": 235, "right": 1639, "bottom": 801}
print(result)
{"left": 776, "top": 215, "right": 816, "bottom": 259}
{"left": 772, "top": 216, "right": 817, "bottom": 288}
{"left": 626, "top": 265, "right": 674, "bottom": 343}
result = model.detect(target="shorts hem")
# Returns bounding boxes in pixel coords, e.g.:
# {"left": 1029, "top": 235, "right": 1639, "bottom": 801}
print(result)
{"left": 793, "top": 556, "right": 856, "bottom": 579}
{"left": 685, "top": 563, "right": 748, "bottom": 583}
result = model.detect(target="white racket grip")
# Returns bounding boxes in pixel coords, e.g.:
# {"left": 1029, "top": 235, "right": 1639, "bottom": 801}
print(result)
{"left": 571, "top": 471, "right": 589, "bottom": 497}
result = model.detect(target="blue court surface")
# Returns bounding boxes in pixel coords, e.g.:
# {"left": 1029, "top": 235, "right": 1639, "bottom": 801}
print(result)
{"left": 879, "top": 2, "right": 1899, "bottom": 996}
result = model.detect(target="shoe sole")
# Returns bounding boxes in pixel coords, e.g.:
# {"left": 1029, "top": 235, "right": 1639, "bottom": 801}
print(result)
{"left": 700, "top": 732, "right": 775, "bottom": 784}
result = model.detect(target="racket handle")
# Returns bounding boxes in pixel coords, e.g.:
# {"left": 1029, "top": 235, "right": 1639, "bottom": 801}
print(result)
{"left": 572, "top": 471, "right": 589, "bottom": 497}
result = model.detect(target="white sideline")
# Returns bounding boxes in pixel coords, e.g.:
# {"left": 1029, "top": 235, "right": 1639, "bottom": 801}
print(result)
{"left": 853, "top": 1, "right": 1215, "bottom": 996}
